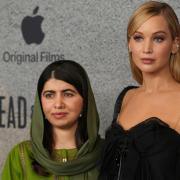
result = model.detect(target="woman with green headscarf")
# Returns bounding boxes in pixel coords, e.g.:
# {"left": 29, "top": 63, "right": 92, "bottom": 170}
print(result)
{"left": 2, "top": 60, "right": 104, "bottom": 180}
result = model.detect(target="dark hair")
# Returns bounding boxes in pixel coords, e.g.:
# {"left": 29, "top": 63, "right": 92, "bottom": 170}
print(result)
{"left": 33, "top": 60, "right": 89, "bottom": 175}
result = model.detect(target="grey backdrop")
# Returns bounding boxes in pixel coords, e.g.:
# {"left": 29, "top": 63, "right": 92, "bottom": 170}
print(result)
{"left": 0, "top": 0, "right": 180, "bottom": 174}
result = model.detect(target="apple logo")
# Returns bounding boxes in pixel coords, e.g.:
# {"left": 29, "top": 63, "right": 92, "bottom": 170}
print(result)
{"left": 21, "top": 6, "right": 45, "bottom": 45}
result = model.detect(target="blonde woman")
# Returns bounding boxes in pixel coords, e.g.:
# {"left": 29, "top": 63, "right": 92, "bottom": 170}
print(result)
{"left": 100, "top": 1, "right": 180, "bottom": 180}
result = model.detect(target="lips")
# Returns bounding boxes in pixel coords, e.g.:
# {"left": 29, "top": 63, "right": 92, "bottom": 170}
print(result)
{"left": 52, "top": 112, "right": 68, "bottom": 119}
{"left": 141, "top": 58, "right": 155, "bottom": 64}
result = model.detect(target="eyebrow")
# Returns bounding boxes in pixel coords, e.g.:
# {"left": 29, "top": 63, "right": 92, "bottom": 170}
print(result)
{"left": 134, "top": 31, "right": 167, "bottom": 35}
{"left": 42, "top": 89, "right": 77, "bottom": 95}
{"left": 63, "top": 89, "right": 77, "bottom": 94}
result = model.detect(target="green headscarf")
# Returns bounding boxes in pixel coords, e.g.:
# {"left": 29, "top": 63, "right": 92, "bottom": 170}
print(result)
{"left": 31, "top": 60, "right": 103, "bottom": 177}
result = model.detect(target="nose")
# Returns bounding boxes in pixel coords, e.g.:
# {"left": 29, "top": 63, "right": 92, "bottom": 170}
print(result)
{"left": 143, "top": 39, "right": 153, "bottom": 54}
{"left": 54, "top": 96, "right": 65, "bottom": 109}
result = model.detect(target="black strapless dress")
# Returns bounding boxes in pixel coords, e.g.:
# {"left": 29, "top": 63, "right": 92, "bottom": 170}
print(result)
{"left": 100, "top": 86, "right": 180, "bottom": 180}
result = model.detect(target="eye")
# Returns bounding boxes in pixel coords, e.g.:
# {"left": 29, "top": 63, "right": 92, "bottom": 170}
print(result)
{"left": 63, "top": 92, "right": 74, "bottom": 97}
{"left": 154, "top": 36, "right": 165, "bottom": 43}
{"left": 133, "top": 35, "right": 143, "bottom": 42}
{"left": 44, "top": 93, "right": 54, "bottom": 99}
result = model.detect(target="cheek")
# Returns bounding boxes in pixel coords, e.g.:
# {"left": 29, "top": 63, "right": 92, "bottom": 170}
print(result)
{"left": 70, "top": 99, "right": 83, "bottom": 113}
{"left": 132, "top": 50, "right": 140, "bottom": 59}
{"left": 155, "top": 45, "right": 172, "bottom": 61}
{"left": 131, "top": 44, "right": 141, "bottom": 59}
{"left": 131, "top": 49, "right": 141, "bottom": 64}
{"left": 41, "top": 98, "right": 52, "bottom": 114}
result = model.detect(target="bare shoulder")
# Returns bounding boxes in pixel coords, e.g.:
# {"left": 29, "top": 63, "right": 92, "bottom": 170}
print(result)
{"left": 121, "top": 87, "right": 139, "bottom": 107}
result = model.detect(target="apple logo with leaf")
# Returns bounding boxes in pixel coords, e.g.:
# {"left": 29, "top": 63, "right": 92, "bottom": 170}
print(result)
{"left": 21, "top": 6, "right": 45, "bottom": 45}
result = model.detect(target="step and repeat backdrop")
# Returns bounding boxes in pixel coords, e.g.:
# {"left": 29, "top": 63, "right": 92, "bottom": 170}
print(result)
{"left": 0, "top": 0, "right": 179, "bottom": 173}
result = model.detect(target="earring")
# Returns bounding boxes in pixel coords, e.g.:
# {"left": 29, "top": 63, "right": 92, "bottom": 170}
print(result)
{"left": 176, "top": 44, "right": 179, "bottom": 48}
{"left": 79, "top": 113, "right": 82, "bottom": 117}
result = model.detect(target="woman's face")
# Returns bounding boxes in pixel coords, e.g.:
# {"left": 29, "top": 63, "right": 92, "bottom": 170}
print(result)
{"left": 41, "top": 78, "right": 83, "bottom": 131}
{"left": 128, "top": 15, "right": 178, "bottom": 74}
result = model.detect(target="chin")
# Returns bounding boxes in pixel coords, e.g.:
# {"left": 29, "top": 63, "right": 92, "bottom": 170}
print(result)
{"left": 141, "top": 68, "right": 157, "bottom": 73}
{"left": 137, "top": 64, "right": 158, "bottom": 73}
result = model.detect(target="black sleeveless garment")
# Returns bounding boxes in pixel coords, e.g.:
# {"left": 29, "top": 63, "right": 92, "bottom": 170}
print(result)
{"left": 99, "top": 86, "right": 180, "bottom": 180}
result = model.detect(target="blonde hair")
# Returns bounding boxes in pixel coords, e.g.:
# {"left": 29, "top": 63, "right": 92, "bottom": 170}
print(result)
{"left": 127, "top": 1, "right": 180, "bottom": 84}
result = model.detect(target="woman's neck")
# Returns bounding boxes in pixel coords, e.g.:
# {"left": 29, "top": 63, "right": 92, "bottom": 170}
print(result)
{"left": 52, "top": 127, "right": 77, "bottom": 149}
{"left": 141, "top": 67, "right": 178, "bottom": 93}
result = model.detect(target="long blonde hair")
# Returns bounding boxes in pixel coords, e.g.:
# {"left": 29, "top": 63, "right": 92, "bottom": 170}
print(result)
{"left": 127, "top": 1, "right": 180, "bottom": 84}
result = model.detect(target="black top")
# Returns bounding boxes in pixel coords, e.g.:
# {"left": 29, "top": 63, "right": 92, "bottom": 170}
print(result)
{"left": 100, "top": 86, "right": 180, "bottom": 180}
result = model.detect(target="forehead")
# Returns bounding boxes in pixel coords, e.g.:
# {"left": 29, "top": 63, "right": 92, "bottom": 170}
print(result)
{"left": 43, "top": 78, "right": 77, "bottom": 91}
{"left": 136, "top": 15, "right": 170, "bottom": 34}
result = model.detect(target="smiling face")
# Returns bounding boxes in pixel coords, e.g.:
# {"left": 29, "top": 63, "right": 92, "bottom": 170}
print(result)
{"left": 41, "top": 78, "right": 83, "bottom": 131}
{"left": 128, "top": 15, "right": 178, "bottom": 74}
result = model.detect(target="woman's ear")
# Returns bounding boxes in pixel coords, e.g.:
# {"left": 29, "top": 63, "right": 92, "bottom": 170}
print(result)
{"left": 172, "top": 37, "right": 179, "bottom": 54}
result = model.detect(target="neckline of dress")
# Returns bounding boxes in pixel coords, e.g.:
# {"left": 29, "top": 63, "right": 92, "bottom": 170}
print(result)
{"left": 116, "top": 86, "right": 179, "bottom": 134}
{"left": 116, "top": 116, "right": 170, "bottom": 133}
